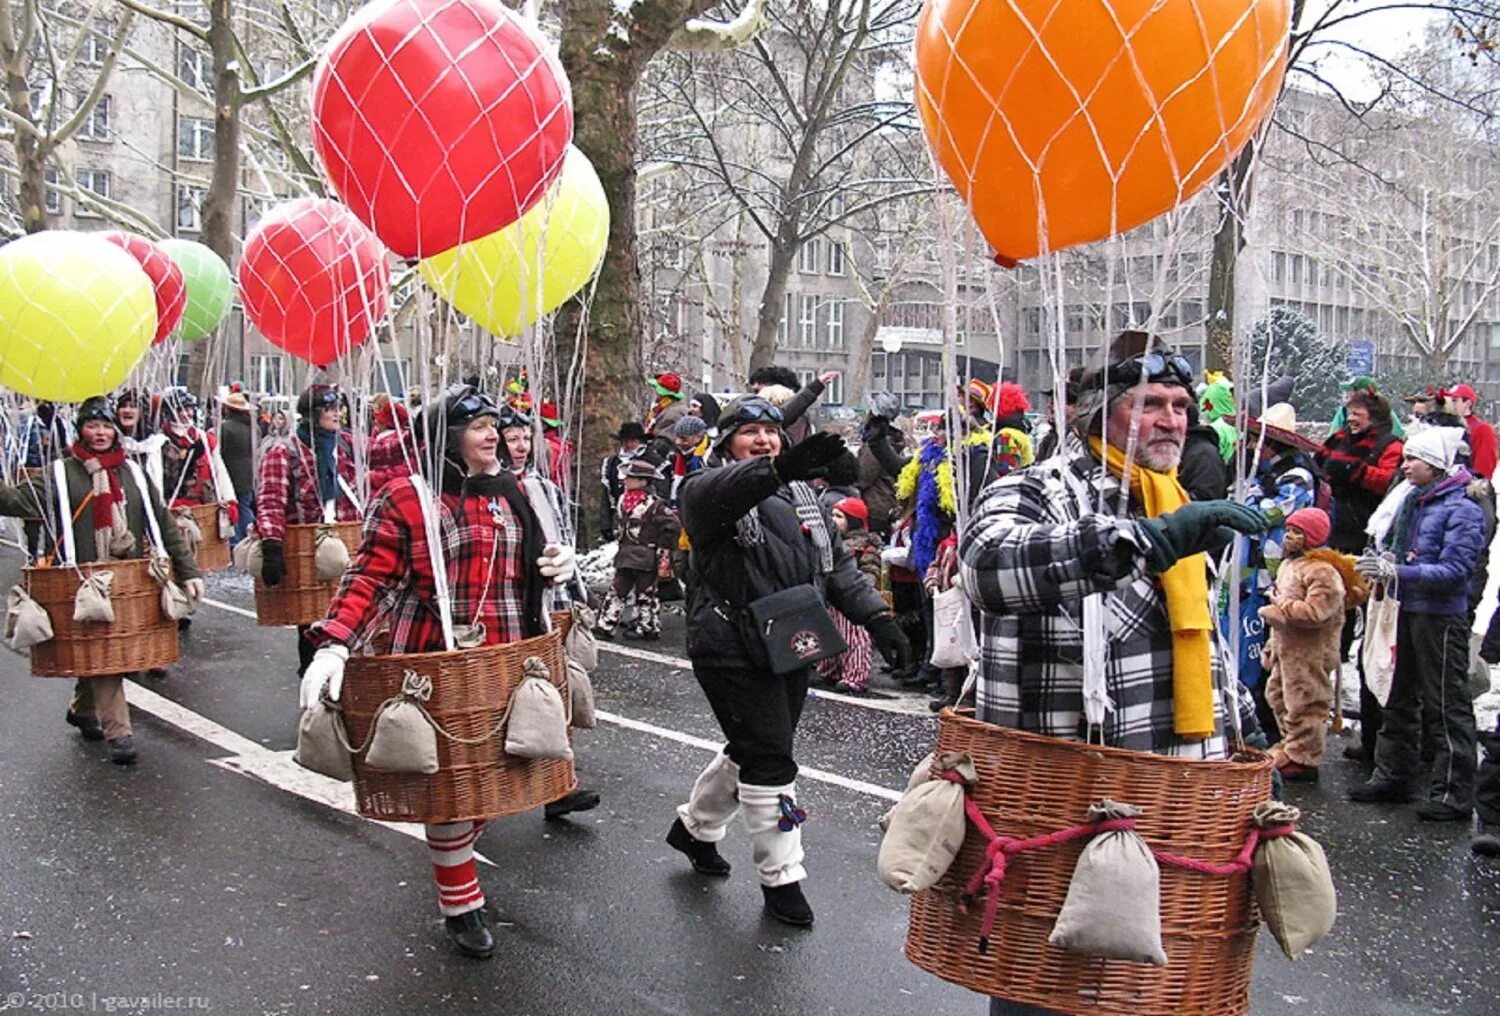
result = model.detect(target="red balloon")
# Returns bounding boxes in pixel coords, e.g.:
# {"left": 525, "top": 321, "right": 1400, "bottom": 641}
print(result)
{"left": 101, "top": 232, "right": 186, "bottom": 344}
{"left": 238, "top": 199, "right": 390, "bottom": 367}
{"left": 311, "top": 0, "right": 573, "bottom": 259}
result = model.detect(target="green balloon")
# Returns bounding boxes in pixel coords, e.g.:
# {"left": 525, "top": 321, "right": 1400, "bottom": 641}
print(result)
{"left": 159, "top": 237, "right": 234, "bottom": 340}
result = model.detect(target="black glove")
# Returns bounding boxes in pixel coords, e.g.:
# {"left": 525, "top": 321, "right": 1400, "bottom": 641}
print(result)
{"left": 261, "top": 539, "right": 286, "bottom": 587}
{"left": 772, "top": 432, "right": 846, "bottom": 484}
{"left": 1136, "top": 501, "right": 1268, "bottom": 572}
{"left": 864, "top": 414, "right": 892, "bottom": 440}
{"left": 1322, "top": 458, "right": 1357, "bottom": 486}
{"left": 866, "top": 612, "right": 912, "bottom": 672}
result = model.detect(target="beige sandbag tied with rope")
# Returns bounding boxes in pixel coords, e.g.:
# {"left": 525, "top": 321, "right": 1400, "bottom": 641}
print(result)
{"left": 232, "top": 534, "right": 263, "bottom": 578}
{"left": 878, "top": 753, "right": 977, "bottom": 894}
{"left": 364, "top": 669, "right": 440, "bottom": 774}
{"left": 504, "top": 656, "right": 573, "bottom": 760}
{"left": 1251, "top": 801, "right": 1336, "bottom": 960}
{"left": 6, "top": 585, "right": 53, "bottom": 650}
{"left": 295, "top": 696, "right": 356, "bottom": 781}
{"left": 217, "top": 505, "right": 234, "bottom": 541}
{"left": 1049, "top": 800, "right": 1167, "bottom": 966}
{"left": 314, "top": 522, "right": 352, "bottom": 582}
{"left": 72, "top": 571, "right": 115, "bottom": 623}
{"left": 565, "top": 602, "right": 599, "bottom": 670}
{"left": 567, "top": 657, "right": 596, "bottom": 729}
{"left": 148, "top": 555, "right": 195, "bottom": 621}
{"left": 173, "top": 508, "right": 203, "bottom": 555}
{"left": 880, "top": 751, "right": 937, "bottom": 833}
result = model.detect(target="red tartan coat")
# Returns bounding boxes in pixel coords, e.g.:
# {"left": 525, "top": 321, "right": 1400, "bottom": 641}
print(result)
{"left": 253, "top": 433, "right": 360, "bottom": 542}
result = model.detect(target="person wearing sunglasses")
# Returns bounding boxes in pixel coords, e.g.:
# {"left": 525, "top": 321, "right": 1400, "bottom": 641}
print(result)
{"left": 254, "top": 384, "right": 363, "bottom": 677}
{"left": 664, "top": 396, "right": 911, "bottom": 928}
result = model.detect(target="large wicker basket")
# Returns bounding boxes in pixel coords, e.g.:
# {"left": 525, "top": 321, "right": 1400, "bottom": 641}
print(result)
{"left": 342, "top": 628, "right": 576, "bottom": 824}
{"left": 905, "top": 709, "right": 1274, "bottom": 1016}
{"left": 24, "top": 558, "right": 179, "bottom": 677}
{"left": 253, "top": 521, "right": 362, "bottom": 627}
{"left": 182, "top": 502, "right": 230, "bottom": 572}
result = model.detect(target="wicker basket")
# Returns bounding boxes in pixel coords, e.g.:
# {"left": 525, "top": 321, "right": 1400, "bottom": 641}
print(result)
{"left": 342, "top": 628, "right": 576, "bottom": 824}
{"left": 183, "top": 502, "right": 230, "bottom": 573}
{"left": 24, "top": 558, "right": 179, "bottom": 677}
{"left": 905, "top": 709, "right": 1274, "bottom": 1016}
{"left": 253, "top": 521, "right": 362, "bottom": 627}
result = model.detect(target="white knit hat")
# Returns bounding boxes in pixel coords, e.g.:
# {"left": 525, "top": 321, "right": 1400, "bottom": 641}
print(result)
{"left": 1404, "top": 425, "right": 1467, "bottom": 473}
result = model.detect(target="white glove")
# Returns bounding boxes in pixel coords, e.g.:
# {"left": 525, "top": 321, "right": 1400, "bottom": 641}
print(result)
{"left": 183, "top": 577, "right": 205, "bottom": 605}
{"left": 1355, "top": 552, "right": 1398, "bottom": 584}
{"left": 299, "top": 644, "right": 349, "bottom": 710}
{"left": 537, "top": 543, "right": 576, "bottom": 584}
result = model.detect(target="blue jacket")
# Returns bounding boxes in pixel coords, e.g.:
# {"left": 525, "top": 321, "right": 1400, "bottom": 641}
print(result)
{"left": 1395, "top": 470, "right": 1487, "bottom": 615}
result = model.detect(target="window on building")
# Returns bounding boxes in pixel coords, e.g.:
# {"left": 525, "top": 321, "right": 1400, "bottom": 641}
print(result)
{"left": 180, "top": 47, "right": 211, "bottom": 93}
{"left": 872, "top": 352, "right": 886, "bottom": 380}
{"left": 178, "top": 116, "right": 215, "bottom": 162}
{"left": 77, "top": 94, "right": 112, "bottom": 141}
{"left": 826, "top": 300, "right": 845, "bottom": 348}
{"left": 778, "top": 291, "right": 794, "bottom": 346}
{"left": 380, "top": 358, "right": 410, "bottom": 396}
{"left": 82, "top": 19, "right": 111, "bottom": 66}
{"left": 827, "top": 239, "right": 846, "bottom": 277}
{"left": 74, "top": 169, "right": 110, "bottom": 216}
{"left": 823, "top": 372, "right": 845, "bottom": 406}
{"left": 1023, "top": 306, "right": 1041, "bottom": 335}
{"left": 798, "top": 239, "right": 820, "bottom": 274}
{"left": 176, "top": 184, "right": 206, "bottom": 231}
{"left": 799, "top": 293, "right": 818, "bottom": 347}
{"left": 249, "top": 354, "right": 285, "bottom": 395}
{"left": 1272, "top": 250, "right": 1286, "bottom": 283}
{"left": 42, "top": 168, "right": 61, "bottom": 215}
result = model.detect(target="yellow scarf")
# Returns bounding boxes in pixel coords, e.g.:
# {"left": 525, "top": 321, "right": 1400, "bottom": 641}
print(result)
{"left": 1089, "top": 437, "right": 1216, "bottom": 740}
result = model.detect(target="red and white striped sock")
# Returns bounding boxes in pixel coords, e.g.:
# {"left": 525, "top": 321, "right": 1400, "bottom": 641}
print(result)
{"left": 425, "top": 821, "right": 486, "bottom": 917}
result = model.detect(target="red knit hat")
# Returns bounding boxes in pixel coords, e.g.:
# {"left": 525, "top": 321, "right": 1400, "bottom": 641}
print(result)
{"left": 539, "top": 400, "right": 563, "bottom": 429}
{"left": 833, "top": 496, "right": 869, "bottom": 524}
{"left": 1285, "top": 507, "right": 1331, "bottom": 548}
{"left": 653, "top": 372, "right": 683, "bottom": 398}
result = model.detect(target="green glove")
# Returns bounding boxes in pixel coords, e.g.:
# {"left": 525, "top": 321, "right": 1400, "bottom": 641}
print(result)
{"left": 1136, "top": 501, "right": 1268, "bottom": 572}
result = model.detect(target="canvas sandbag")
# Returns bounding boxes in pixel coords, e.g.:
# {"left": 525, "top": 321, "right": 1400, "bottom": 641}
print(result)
{"left": 364, "top": 671, "right": 440, "bottom": 774}
{"left": 1048, "top": 800, "right": 1167, "bottom": 966}
{"left": 877, "top": 753, "right": 976, "bottom": 894}
{"left": 1251, "top": 802, "right": 1336, "bottom": 960}
{"left": 72, "top": 571, "right": 115, "bottom": 624}
{"left": 294, "top": 700, "right": 355, "bottom": 781}
{"left": 174, "top": 509, "right": 202, "bottom": 554}
{"left": 6, "top": 585, "right": 53, "bottom": 650}
{"left": 233, "top": 534, "right": 263, "bottom": 579}
{"left": 880, "top": 752, "right": 937, "bottom": 833}
{"left": 566, "top": 603, "right": 599, "bottom": 670}
{"left": 504, "top": 656, "right": 573, "bottom": 760}
{"left": 218, "top": 505, "right": 234, "bottom": 541}
{"left": 314, "top": 524, "right": 351, "bottom": 582}
{"left": 568, "top": 657, "right": 597, "bottom": 729}
{"left": 148, "top": 555, "right": 194, "bottom": 621}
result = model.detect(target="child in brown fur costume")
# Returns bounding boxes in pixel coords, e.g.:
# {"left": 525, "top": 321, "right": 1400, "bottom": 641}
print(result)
{"left": 1259, "top": 507, "right": 1368, "bottom": 781}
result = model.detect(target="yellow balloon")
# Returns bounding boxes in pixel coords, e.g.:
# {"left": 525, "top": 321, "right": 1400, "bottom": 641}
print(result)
{"left": 420, "top": 146, "right": 610, "bottom": 339}
{"left": 0, "top": 232, "right": 156, "bottom": 402}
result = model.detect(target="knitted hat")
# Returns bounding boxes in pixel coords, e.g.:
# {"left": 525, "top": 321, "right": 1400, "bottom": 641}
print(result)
{"left": 673, "top": 415, "right": 708, "bottom": 439}
{"left": 832, "top": 496, "right": 868, "bottom": 525}
{"left": 1285, "top": 507, "right": 1331, "bottom": 548}
{"left": 76, "top": 395, "right": 117, "bottom": 426}
{"left": 1404, "top": 425, "right": 1466, "bottom": 473}
{"left": 653, "top": 372, "right": 683, "bottom": 398}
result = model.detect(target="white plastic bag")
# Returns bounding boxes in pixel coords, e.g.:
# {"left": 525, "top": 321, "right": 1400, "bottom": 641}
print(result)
{"left": 1361, "top": 585, "right": 1400, "bottom": 707}
{"left": 929, "top": 585, "right": 978, "bottom": 669}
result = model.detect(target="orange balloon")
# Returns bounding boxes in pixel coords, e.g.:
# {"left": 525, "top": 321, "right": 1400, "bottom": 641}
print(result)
{"left": 915, "top": 0, "right": 1290, "bottom": 263}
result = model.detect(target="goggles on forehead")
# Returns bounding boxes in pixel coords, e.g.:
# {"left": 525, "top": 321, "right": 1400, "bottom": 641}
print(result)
{"left": 308, "top": 387, "right": 342, "bottom": 408}
{"left": 1091, "top": 351, "right": 1194, "bottom": 391}
{"left": 728, "top": 401, "right": 784, "bottom": 426}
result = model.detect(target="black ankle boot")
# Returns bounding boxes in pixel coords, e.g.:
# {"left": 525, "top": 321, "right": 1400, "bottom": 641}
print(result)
{"left": 666, "top": 818, "right": 731, "bottom": 876}
{"left": 65, "top": 711, "right": 104, "bottom": 741}
{"left": 761, "top": 883, "right": 814, "bottom": 926}
{"left": 545, "top": 788, "right": 601, "bottom": 821}
{"left": 443, "top": 909, "right": 495, "bottom": 959}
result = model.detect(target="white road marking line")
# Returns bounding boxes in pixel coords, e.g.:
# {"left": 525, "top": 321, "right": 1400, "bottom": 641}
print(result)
{"left": 202, "top": 595, "right": 260, "bottom": 621}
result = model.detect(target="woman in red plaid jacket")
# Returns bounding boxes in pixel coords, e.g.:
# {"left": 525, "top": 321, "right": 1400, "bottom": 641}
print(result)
{"left": 253, "top": 384, "right": 363, "bottom": 675}
{"left": 298, "top": 386, "right": 584, "bottom": 961}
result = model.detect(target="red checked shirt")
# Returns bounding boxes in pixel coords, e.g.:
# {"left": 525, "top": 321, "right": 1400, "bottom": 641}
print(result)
{"left": 310, "top": 477, "right": 527, "bottom": 654}
{"left": 253, "top": 434, "right": 360, "bottom": 541}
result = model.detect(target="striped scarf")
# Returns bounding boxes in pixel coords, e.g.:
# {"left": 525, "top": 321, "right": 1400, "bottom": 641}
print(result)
{"left": 70, "top": 442, "right": 133, "bottom": 560}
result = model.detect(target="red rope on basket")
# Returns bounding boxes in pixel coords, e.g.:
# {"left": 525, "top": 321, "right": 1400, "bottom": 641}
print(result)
{"left": 935, "top": 770, "right": 1293, "bottom": 952}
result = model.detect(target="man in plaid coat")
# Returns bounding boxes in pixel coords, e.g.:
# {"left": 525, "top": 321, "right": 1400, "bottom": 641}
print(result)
{"left": 960, "top": 333, "right": 1269, "bottom": 762}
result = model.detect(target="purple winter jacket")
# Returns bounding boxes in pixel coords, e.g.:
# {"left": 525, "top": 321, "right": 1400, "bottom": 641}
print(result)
{"left": 1393, "top": 469, "right": 1488, "bottom": 615}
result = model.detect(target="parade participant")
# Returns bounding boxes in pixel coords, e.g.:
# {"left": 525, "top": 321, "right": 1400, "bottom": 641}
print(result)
{"left": 538, "top": 401, "right": 573, "bottom": 487}
{"left": 154, "top": 388, "right": 236, "bottom": 514}
{"left": 1351, "top": 427, "right": 1484, "bottom": 821}
{"left": 217, "top": 389, "right": 257, "bottom": 547}
{"left": 600, "top": 421, "right": 648, "bottom": 540}
{"left": 300, "top": 385, "right": 582, "bottom": 959}
{"left": 1443, "top": 383, "right": 1496, "bottom": 480}
{"left": 1199, "top": 372, "right": 1238, "bottom": 464}
{"left": 666, "top": 414, "right": 710, "bottom": 507}
{"left": 749, "top": 367, "right": 839, "bottom": 446}
{"left": 687, "top": 392, "right": 720, "bottom": 431}
{"left": 665, "top": 398, "right": 911, "bottom": 926}
{"left": 1258, "top": 507, "right": 1365, "bottom": 783}
{"left": 254, "top": 384, "right": 361, "bottom": 676}
{"left": 1179, "top": 402, "right": 1228, "bottom": 501}
{"left": 0, "top": 396, "right": 203, "bottom": 764}
{"left": 644, "top": 372, "right": 689, "bottom": 457}
{"left": 367, "top": 393, "right": 416, "bottom": 496}
{"left": 815, "top": 496, "right": 880, "bottom": 693}
{"left": 595, "top": 458, "right": 677, "bottom": 641}
{"left": 15, "top": 402, "right": 72, "bottom": 559}
{"left": 857, "top": 393, "right": 906, "bottom": 538}
{"left": 1035, "top": 367, "right": 1083, "bottom": 461}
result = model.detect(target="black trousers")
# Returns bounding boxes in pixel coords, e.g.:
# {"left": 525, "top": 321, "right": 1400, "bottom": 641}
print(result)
{"left": 1373, "top": 612, "right": 1478, "bottom": 808}
{"left": 692, "top": 662, "right": 809, "bottom": 786}
{"left": 296, "top": 625, "right": 316, "bottom": 677}
{"left": 1477, "top": 715, "right": 1500, "bottom": 826}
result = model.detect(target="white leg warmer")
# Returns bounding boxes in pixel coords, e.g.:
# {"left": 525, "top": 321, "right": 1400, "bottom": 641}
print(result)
{"left": 676, "top": 750, "right": 742, "bottom": 843}
{"left": 741, "top": 782, "right": 807, "bottom": 888}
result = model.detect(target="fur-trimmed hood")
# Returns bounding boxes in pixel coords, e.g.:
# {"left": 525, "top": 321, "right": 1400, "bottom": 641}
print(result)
{"left": 1301, "top": 547, "right": 1369, "bottom": 611}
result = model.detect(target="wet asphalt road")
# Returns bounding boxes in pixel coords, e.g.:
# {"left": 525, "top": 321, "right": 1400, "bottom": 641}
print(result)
{"left": 1, "top": 556, "right": 1497, "bottom": 1016}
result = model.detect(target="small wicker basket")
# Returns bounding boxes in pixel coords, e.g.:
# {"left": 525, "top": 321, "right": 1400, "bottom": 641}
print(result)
{"left": 905, "top": 709, "right": 1273, "bottom": 1016}
{"left": 253, "top": 521, "right": 362, "bottom": 627}
{"left": 25, "top": 557, "right": 179, "bottom": 677}
{"left": 183, "top": 502, "right": 231, "bottom": 572}
{"left": 342, "top": 628, "right": 576, "bottom": 824}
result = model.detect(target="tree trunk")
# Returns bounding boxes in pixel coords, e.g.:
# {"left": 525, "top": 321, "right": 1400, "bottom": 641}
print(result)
{"left": 4, "top": 65, "right": 48, "bottom": 234}
{"left": 189, "top": 0, "right": 242, "bottom": 395}
{"left": 1205, "top": 142, "right": 1256, "bottom": 373}
{"left": 750, "top": 232, "right": 797, "bottom": 372}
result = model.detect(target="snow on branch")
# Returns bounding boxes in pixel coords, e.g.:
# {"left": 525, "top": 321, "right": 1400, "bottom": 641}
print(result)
{"left": 671, "top": 0, "right": 767, "bottom": 52}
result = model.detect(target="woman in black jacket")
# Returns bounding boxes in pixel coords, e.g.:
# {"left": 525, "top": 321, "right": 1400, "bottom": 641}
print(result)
{"left": 665, "top": 397, "right": 910, "bottom": 927}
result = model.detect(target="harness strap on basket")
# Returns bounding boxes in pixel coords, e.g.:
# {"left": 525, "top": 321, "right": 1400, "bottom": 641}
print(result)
{"left": 52, "top": 460, "right": 75, "bottom": 567}
{"left": 410, "top": 476, "right": 457, "bottom": 652}
{"left": 126, "top": 461, "right": 168, "bottom": 557}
